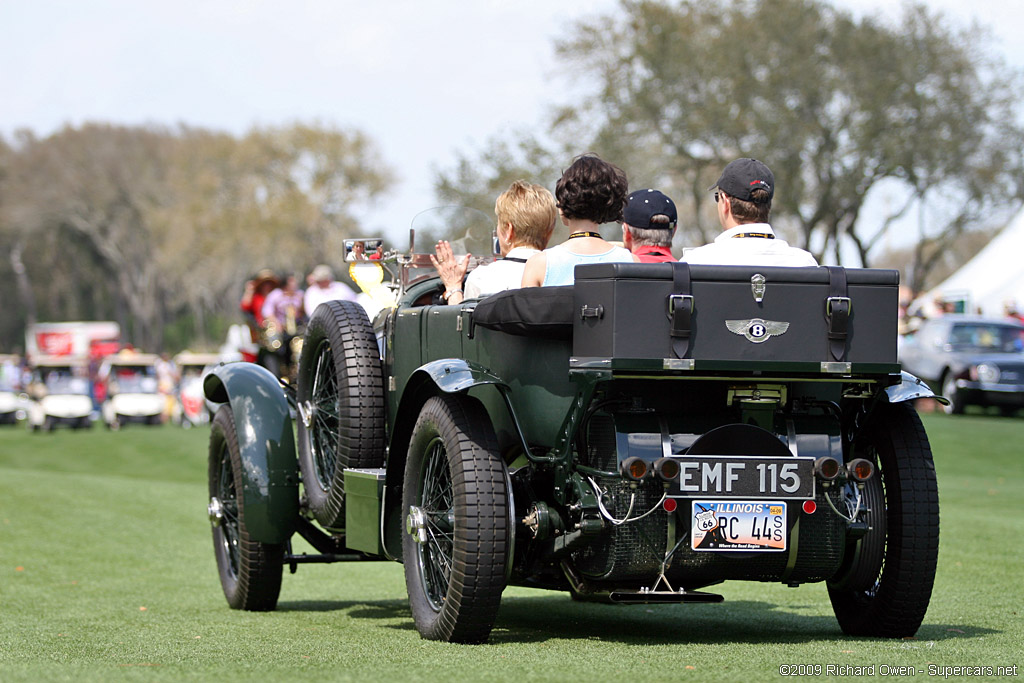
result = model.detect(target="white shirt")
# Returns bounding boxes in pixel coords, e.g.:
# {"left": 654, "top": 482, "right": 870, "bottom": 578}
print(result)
{"left": 464, "top": 246, "right": 540, "bottom": 298}
{"left": 681, "top": 223, "right": 818, "bottom": 267}
{"left": 304, "top": 281, "right": 358, "bottom": 317}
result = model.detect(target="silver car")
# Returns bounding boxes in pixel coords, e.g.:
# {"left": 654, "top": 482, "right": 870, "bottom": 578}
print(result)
{"left": 899, "top": 315, "right": 1024, "bottom": 415}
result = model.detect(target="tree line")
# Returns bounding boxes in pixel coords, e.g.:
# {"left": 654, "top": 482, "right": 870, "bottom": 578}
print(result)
{"left": 3, "top": 0, "right": 1022, "bottom": 353}
{"left": 437, "top": 0, "right": 1024, "bottom": 291}
{"left": 0, "top": 123, "right": 393, "bottom": 352}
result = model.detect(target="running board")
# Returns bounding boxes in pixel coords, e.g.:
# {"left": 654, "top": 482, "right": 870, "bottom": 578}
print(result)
{"left": 608, "top": 589, "right": 724, "bottom": 604}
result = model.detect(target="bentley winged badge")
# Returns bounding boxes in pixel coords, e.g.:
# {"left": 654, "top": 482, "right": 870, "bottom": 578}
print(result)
{"left": 725, "top": 317, "right": 790, "bottom": 343}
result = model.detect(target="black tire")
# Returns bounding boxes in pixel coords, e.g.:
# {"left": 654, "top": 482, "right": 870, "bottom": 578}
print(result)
{"left": 296, "top": 301, "right": 384, "bottom": 528}
{"left": 402, "top": 394, "right": 509, "bottom": 643}
{"left": 828, "top": 402, "right": 939, "bottom": 637}
{"left": 208, "top": 405, "right": 284, "bottom": 610}
{"left": 941, "top": 372, "right": 965, "bottom": 415}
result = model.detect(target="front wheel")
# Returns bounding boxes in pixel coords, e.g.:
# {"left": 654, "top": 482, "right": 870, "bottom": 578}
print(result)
{"left": 828, "top": 402, "right": 939, "bottom": 637}
{"left": 402, "top": 394, "right": 509, "bottom": 643}
{"left": 208, "top": 405, "right": 284, "bottom": 610}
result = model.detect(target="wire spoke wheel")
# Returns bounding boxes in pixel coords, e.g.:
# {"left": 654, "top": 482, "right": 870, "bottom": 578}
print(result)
{"left": 308, "top": 340, "right": 340, "bottom": 488}
{"left": 208, "top": 405, "right": 284, "bottom": 611}
{"left": 296, "top": 300, "right": 384, "bottom": 529}
{"left": 402, "top": 394, "right": 508, "bottom": 643}
{"left": 415, "top": 438, "right": 455, "bottom": 610}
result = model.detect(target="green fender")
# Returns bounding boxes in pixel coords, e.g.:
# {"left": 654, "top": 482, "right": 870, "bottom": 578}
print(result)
{"left": 382, "top": 358, "right": 510, "bottom": 559}
{"left": 204, "top": 362, "right": 298, "bottom": 544}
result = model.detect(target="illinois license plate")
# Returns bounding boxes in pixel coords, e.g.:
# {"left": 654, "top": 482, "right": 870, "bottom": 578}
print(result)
{"left": 691, "top": 501, "right": 787, "bottom": 552}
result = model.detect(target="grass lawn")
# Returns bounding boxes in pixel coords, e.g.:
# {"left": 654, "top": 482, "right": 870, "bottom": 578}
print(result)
{"left": 1, "top": 411, "right": 1021, "bottom": 681}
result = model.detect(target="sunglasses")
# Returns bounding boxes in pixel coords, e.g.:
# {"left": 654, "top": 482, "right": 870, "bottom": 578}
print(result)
{"left": 714, "top": 191, "right": 720, "bottom": 203}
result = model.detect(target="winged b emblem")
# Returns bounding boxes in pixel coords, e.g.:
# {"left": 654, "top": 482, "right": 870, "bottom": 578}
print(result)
{"left": 725, "top": 318, "right": 790, "bottom": 343}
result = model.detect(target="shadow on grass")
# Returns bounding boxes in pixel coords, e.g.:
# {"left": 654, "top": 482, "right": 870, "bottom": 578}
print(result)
{"left": 277, "top": 595, "right": 998, "bottom": 644}
{"left": 488, "top": 597, "right": 999, "bottom": 645}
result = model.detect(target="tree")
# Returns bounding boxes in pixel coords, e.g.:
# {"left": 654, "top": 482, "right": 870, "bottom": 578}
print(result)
{"left": 436, "top": 0, "right": 1024, "bottom": 291}
{"left": 0, "top": 122, "right": 394, "bottom": 352}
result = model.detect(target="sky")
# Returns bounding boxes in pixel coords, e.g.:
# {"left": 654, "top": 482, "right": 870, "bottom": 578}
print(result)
{"left": 3, "top": 0, "right": 1024, "bottom": 243}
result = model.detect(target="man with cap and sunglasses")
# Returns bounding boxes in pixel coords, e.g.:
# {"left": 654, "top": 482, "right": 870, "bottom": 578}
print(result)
{"left": 622, "top": 189, "right": 678, "bottom": 263}
{"left": 681, "top": 158, "right": 817, "bottom": 267}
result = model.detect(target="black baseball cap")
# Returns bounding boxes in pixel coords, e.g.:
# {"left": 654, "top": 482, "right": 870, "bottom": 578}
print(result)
{"left": 623, "top": 189, "right": 677, "bottom": 229}
{"left": 709, "top": 158, "right": 774, "bottom": 203}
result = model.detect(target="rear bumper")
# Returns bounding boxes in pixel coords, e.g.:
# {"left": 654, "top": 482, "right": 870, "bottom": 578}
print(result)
{"left": 955, "top": 380, "right": 1024, "bottom": 407}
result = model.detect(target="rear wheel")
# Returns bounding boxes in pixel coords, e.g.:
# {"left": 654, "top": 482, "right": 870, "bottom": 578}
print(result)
{"left": 208, "top": 405, "right": 284, "bottom": 610}
{"left": 296, "top": 301, "right": 384, "bottom": 528}
{"left": 402, "top": 394, "right": 508, "bottom": 643}
{"left": 828, "top": 402, "right": 939, "bottom": 637}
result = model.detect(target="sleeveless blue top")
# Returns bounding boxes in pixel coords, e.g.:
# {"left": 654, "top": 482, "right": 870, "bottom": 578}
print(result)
{"left": 542, "top": 243, "right": 634, "bottom": 286}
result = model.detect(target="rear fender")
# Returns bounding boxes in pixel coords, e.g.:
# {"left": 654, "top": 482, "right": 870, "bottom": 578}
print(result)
{"left": 885, "top": 371, "right": 950, "bottom": 405}
{"left": 382, "top": 359, "right": 508, "bottom": 559}
{"left": 204, "top": 362, "right": 299, "bottom": 543}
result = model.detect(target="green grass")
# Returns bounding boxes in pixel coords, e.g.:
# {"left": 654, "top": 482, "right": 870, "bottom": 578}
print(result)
{"left": 1, "top": 412, "right": 1022, "bottom": 681}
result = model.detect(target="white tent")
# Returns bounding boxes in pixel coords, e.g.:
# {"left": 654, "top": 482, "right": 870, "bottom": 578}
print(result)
{"left": 922, "top": 210, "right": 1024, "bottom": 317}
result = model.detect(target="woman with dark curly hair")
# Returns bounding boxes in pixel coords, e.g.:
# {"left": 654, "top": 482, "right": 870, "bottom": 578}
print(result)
{"left": 521, "top": 154, "right": 636, "bottom": 287}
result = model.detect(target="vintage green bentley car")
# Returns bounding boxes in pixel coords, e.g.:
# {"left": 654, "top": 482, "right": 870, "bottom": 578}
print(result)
{"left": 204, "top": 222, "right": 940, "bottom": 644}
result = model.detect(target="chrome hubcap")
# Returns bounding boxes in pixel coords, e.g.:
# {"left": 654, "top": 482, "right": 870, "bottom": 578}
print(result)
{"left": 208, "top": 497, "right": 224, "bottom": 527}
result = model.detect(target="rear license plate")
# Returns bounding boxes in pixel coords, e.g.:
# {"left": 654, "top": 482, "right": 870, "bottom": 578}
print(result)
{"left": 691, "top": 501, "right": 787, "bottom": 552}
{"left": 673, "top": 455, "right": 815, "bottom": 499}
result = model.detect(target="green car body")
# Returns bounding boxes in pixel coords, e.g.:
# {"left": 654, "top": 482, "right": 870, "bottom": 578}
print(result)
{"left": 205, "top": 253, "right": 941, "bottom": 643}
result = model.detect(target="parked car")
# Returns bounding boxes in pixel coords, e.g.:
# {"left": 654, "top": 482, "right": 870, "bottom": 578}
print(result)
{"left": 899, "top": 315, "right": 1024, "bottom": 415}
{"left": 100, "top": 352, "right": 164, "bottom": 428}
{"left": 25, "top": 356, "right": 93, "bottom": 431}
{"left": 202, "top": 210, "right": 940, "bottom": 644}
{"left": 172, "top": 352, "right": 221, "bottom": 427}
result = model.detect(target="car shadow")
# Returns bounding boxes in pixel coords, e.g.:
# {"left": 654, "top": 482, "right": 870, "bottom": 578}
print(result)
{"left": 486, "top": 597, "right": 998, "bottom": 644}
{"left": 278, "top": 595, "right": 996, "bottom": 644}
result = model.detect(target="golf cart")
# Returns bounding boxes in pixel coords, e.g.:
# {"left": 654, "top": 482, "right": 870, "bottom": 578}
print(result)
{"left": 26, "top": 355, "right": 93, "bottom": 431}
{"left": 100, "top": 352, "right": 164, "bottom": 428}
{"left": 172, "top": 352, "right": 221, "bottom": 427}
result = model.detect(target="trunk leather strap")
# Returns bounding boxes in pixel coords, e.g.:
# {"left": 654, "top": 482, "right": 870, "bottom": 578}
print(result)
{"left": 670, "top": 262, "right": 693, "bottom": 359}
{"left": 825, "top": 266, "right": 851, "bottom": 361}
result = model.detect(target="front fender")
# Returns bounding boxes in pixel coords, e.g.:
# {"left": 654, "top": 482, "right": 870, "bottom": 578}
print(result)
{"left": 885, "top": 371, "right": 950, "bottom": 405}
{"left": 204, "top": 362, "right": 298, "bottom": 544}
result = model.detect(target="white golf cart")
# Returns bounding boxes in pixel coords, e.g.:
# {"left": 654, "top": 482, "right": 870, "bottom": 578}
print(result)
{"left": 0, "top": 354, "right": 27, "bottom": 425}
{"left": 100, "top": 352, "right": 164, "bottom": 429}
{"left": 172, "top": 351, "right": 221, "bottom": 428}
{"left": 25, "top": 356, "right": 93, "bottom": 431}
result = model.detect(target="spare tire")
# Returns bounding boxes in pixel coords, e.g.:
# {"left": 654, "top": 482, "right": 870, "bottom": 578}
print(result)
{"left": 296, "top": 300, "right": 385, "bottom": 528}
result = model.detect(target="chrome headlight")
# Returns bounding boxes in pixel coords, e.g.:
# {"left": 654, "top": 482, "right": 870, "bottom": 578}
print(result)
{"left": 971, "top": 363, "right": 1001, "bottom": 383}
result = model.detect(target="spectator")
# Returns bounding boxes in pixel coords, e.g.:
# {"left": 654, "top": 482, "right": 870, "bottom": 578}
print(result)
{"left": 240, "top": 269, "right": 279, "bottom": 329}
{"left": 682, "top": 158, "right": 817, "bottom": 266}
{"left": 262, "top": 273, "right": 306, "bottom": 332}
{"left": 432, "top": 180, "right": 557, "bottom": 304}
{"left": 347, "top": 241, "right": 367, "bottom": 262}
{"left": 1004, "top": 299, "right": 1024, "bottom": 324}
{"left": 304, "top": 264, "right": 357, "bottom": 318}
{"left": 522, "top": 154, "right": 636, "bottom": 287}
{"left": 622, "top": 189, "right": 677, "bottom": 263}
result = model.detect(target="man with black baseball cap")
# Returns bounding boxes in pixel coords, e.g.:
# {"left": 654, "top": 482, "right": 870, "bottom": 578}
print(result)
{"left": 622, "top": 188, "right": 678, "bottom": 263}
{"left": 681, "top": 158, "right": 817, "bottom": 266}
